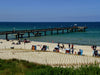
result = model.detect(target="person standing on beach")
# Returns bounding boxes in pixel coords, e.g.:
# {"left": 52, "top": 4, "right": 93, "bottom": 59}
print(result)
{"left": 69, "top": 43, "right": 70, "bottom": 48}
{"left": 91, "top": 45, "right": 95, "bottom": 50}
{"left": 92, "top": 45, "right": 96, "bottom": 56}
{"left": 57, "top": 43, "right": 60, "bottom": 48}
{"left": 72, "top": 48, "right": 74, "bottom": 54}
{"left": 71, "top": 44, "right": 74, "bottom": 49}
{"left": 18, "top": 39, "right": 21, "bottom": 44}
{"left": 61, "top": 44, "right": 64, "bottom": 50}
{"left": 62, "top": 44, "right": 64, "bottom": 49}
{"left": 94, "top": 45, "right": 97, "bottom": 50}
{"left": 91, "top": 45, "right": 94, "bottom": 49}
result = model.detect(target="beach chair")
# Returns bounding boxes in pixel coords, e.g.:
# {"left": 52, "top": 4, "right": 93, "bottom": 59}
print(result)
{"left": 94, "top": 50, "right": 98, "bottom": 56}
{"left": 10, "top": 47, "right": 14, "bottom": 49}
{"left": 65, "top": 48, "right": 70, "bottom": 54}
{"left": 78, "top": 49, "right": 83, "bottom": 55}
{"left": 32, "top": 45, "right": 36, "bottom": 51}
{"left": 53, "top": 47, "right": 59, "bottom": 52}
{"left": 41, "top": 45, "right": 47, "bottom": 51}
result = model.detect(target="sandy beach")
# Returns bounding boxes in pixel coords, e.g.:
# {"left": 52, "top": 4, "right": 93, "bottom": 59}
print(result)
{"left": 0, "top": 39, "right": 100, "bottom": 67}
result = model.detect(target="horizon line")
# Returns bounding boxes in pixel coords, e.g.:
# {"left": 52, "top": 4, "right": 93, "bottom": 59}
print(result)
{"left": 0, "top": 21, "right": 100, "bottom": 22}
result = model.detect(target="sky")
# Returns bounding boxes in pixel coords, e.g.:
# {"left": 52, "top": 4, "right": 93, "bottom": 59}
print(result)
{"left": 0, "top": 0, "right": 100, "bottom": 22}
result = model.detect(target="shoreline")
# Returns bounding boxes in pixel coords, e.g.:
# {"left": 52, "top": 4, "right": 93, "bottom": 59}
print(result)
{"left": 0, "top": 38, "right": 99, "bottom": 46}
{"left": 1, "top": 38, "right": 100, "bottom": 46}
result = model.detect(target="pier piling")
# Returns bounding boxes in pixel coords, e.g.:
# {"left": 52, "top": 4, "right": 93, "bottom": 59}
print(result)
{"left": 51, "top": 30, "right": 53, "bottom": 35}
{"left": 17, "top": 33, "right": 19, "bottom": 39}
{"left": 28, "top": 32, "right": 30, "bottom": 37}
{"left": 62, "top": 29, "right": 64, "bottom": 34}
{"left": 6, "top": 33, "right": 8, "bottom": 40}
{"left": 44, "top": 31, "right": 46, "bottom": 36}
{"left": 67, "top": 29, "right": 68, "bottom": 33}
{"left": 57, "top": 29, "right": 59, "bottom": 34}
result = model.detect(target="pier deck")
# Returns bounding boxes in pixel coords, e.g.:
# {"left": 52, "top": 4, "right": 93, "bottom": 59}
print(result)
{"left": 0, "top": 26, "right": 87, "bottom": 40}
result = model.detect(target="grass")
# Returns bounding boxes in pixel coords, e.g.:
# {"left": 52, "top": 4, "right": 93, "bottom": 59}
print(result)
{"left": 0, "top": 58, "right": 100, "bottom": 75}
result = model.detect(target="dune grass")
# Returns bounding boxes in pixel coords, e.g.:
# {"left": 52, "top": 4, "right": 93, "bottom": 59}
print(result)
{"left": 0, "top": 58, "right": 100, "bottom": 75}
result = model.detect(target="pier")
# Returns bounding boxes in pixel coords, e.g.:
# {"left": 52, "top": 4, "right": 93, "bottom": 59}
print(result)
{"left": 0, "top": 26, "right": 87, "bottom": 40}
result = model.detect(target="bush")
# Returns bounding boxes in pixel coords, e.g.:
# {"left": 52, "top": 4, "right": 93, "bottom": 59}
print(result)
{"left": 0, "top": 58, "right": 100, "bottom": 75}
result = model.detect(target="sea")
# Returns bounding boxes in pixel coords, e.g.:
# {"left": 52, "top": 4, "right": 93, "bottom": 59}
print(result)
{"left": 0, "top": 22, "right": 100, "bottom": 46}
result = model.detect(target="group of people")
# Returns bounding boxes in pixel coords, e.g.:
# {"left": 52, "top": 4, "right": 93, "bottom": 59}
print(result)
{"left": 57, "top": 43, "right": 74, "bottom": 54}
{"left": 24, "top": 39, "right": 30, "bottom": 43}
{"left": 68, "top": 43, "right": 74, "bottom": 54}
{"left": 57, "top": 43, "right": 65, "bottom": 49}
{"left": 68, "top": 43, "right": 74, "bottom": 49}
{"left": 53, "top": 43, "right": 64, "bottom": 52}
{"left": 57, "top": 43, "right": 99, "bottom": 56}
{"left": 11, "top": 38, "right": 30, "bottom": 45}
{"left": 12, "top": 39, "right": 21, "bottom": 45}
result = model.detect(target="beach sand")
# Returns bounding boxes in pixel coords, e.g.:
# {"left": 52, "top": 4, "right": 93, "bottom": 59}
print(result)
{"left": 0, "top": 39, "right": 100, "bottom": 67}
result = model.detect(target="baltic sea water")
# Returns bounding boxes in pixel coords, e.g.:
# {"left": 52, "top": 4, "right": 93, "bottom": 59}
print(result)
{"left": 0, "top": 22, "right": 100, "bottom": 46}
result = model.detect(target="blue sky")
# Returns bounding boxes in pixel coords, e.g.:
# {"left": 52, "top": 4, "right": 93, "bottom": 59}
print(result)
{"left": 0, "top": 0, "right": 100, "bottom": 22}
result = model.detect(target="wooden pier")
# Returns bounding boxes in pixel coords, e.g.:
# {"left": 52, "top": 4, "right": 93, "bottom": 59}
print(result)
{"left": 0, "top": 26, "right": 87, "bottom": 40}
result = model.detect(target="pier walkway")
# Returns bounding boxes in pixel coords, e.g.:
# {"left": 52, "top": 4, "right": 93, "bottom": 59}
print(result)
{"left": 0, "top": 26, "right": 87, "bottom": 40}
